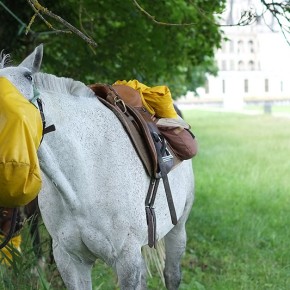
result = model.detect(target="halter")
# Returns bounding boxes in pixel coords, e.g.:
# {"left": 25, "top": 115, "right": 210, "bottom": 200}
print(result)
{"left": 30, "top": 86, "right": 56, "bottom": 141}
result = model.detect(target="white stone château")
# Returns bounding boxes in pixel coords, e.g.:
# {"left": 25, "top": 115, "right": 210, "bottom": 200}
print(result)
{"left": 180, "top": 0, "right": 290, "bottom": 109}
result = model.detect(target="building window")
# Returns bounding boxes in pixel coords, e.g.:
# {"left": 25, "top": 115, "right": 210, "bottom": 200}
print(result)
{"left": 222, "top": 60, "right": 227, "bottom": 71}
{"left": 248, "top": 40, "right": 254, "bottom": 53}
{"left": 230, "top": 60, "right": 235, "bottom": 70}
{"left": 238, "top": 60, "right": 244, "bottom": 71}
{"left": 244, "top": 79, "right": 249, "bottom": 93}
{"left": 222, "top": 79, "right": 226, "bottom": 94}
{"left": 248, "top": 60, "right": 255, "bottom": 71}
{"left": 265, "top": 79, "right": 269, "bottom": 92}
{"left": 229, "top": 40, "right": 234, "bottom": 53}
{"left": 280, "top": 81, "right": 283, "bottom": 92}
{"left": 205, "top": 79, "right": 209, "bottom": 94}
{"left": 222, "top": 42, "right": 227, "bottom": 53}
{"left": 237, "top": 40, "right": 244, "bottom": 53}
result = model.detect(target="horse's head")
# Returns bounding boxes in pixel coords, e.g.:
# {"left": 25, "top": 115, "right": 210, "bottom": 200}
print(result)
{"left": 0, "top": 44, "right": 43, "bottom": 100}
{"left": 0, "top": 45, "right": 44, "bottom": 208}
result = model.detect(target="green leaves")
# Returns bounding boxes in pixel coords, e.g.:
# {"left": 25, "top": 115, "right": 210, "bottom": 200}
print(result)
{"left": 1, "top": 0, "right": 226, "bottom": 97}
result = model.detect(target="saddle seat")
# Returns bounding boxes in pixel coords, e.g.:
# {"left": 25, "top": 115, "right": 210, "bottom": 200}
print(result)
{"left": 89, "top": 83, "right": 181, "bottom": 178}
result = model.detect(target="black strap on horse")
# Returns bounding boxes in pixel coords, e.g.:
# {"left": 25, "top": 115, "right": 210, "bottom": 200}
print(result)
{"left": 145, "top": 123, "right": 177, "bottom": 248}
{"left": 0, "top": 208, "right": 18, "bottom": 250}
{"left": 36, "top": 98, "right": 56, "bottom": 141}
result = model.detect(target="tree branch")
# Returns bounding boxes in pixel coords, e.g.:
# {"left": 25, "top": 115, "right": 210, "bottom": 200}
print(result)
{"left": 132, "top": 0, "right": 198, "bottom": 26}
{"left": 26, "top": 0, "right": 98, "bottom": 47}
{"left": 133, "top": 0, "right": 259, "bottom": 28}
{"left": 259, "top": 0, "right": 290, "bottom": 45}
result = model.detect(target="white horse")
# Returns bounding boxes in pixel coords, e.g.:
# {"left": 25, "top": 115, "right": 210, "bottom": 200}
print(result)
{"left": 0, "top": 45, "right": 195, "bottom": 290}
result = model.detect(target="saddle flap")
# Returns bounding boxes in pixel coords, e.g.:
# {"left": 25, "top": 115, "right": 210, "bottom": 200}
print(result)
{"left": 89, "top": 84, "right": 180, "bottom": 177}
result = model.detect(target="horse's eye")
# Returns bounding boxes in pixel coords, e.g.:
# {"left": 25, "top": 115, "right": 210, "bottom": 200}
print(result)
{"left": 25, "top": 73, "right": 33, "bottom": 82}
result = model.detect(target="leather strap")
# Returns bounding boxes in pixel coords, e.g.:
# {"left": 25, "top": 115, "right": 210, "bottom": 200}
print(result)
{"left": 145, "top": 178, "right": 160, "bottom": 248}
{"left": 36, "top": 98, "right": 56, "bottom": 141}
{"left": 0, "top": 208, "right": 18, "bottom": 250}
{"left": 148, "top": 123, "right": 177, "bottom": 226}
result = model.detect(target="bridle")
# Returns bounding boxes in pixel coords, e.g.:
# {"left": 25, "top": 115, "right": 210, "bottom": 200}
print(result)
{"left": 31, "top": 86, "right": 56, "bottom": 141}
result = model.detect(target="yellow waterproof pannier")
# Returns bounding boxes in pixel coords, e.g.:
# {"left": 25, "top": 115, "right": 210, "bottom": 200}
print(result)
{"left": 0, "top": 77, "right": 42, "bottom": 207}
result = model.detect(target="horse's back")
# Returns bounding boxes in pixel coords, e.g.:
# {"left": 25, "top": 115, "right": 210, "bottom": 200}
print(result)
{"left": 36, "top": 72, "right": 194, "bottom": 263}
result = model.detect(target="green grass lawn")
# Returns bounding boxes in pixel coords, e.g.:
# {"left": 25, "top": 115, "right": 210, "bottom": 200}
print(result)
{"left": 1, "top": 110, "right": 290, "bottom": 289}
{"left": 181, "top": 109, "right": 290, "bottom": 290}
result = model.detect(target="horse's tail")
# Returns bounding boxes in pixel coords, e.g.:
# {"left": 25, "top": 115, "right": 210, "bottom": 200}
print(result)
{"left": 142, "top": 239, "right": 165, "bottom": 286}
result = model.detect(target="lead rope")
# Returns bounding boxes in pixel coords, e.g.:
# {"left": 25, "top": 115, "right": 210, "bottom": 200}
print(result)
{"left": 0, "top": 208, "right": 18, "bottom": 250}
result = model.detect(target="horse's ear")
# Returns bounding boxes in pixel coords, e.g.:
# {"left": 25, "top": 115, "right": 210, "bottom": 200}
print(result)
{"left": 19, "top": 44, "right": 43, "bottom": 73}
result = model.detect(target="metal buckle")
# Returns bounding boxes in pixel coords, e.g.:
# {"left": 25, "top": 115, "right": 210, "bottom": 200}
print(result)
{"left": 114, "top": 96, "right": 127, "bottom": 113}
{"left": 162, "top": 148, "right": 173, "bottom": 163}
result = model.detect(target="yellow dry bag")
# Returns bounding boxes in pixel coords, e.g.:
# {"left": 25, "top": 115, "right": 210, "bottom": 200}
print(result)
{"left": 0, "top": 77, "right": 43, "bottom": 207}
{"left": 114, "top": 79, "right": 178, "bottom": 118}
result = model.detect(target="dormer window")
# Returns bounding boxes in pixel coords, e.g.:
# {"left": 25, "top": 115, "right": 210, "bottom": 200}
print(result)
{"left": 237, "top": 40, "right": 244, "bottom": 53}
{"left": 249, "top": 60, "right": 255, "bottom": 70}
{"left": 238, "top": 60, "right": 244, "bottom": 70}
{"left": 248, "top": 40, "right": 254, "bottom": 53}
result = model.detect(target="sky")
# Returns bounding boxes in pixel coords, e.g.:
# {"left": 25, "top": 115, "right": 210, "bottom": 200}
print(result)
{"left": 221, "top": 0, "right": 290, "bottom": 72}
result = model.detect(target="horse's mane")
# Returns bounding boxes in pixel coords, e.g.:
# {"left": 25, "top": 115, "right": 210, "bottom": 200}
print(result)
{"left": 0, "top": 51, "right": 11, "bottom": 69}
{"left": 34, "top": 72, "right": 95, "bottom": 99}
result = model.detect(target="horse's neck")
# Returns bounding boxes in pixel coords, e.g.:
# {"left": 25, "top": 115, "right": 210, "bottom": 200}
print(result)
{"left": 36, "top": 74, "right": 138, "bottom": 209}
{"left": 35, "top": 72, "right": 95, "bottom": 99}
{"left": 35, "top": 72, "right": 109, "bottom": 132}
{"left": 35, "top": 71, "right": 137, "bottom": 168}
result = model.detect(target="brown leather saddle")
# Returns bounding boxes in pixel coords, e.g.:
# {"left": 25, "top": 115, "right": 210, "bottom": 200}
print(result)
{"left": 89, "top": 83, "right": 182, "bottom": 247}
{"left": 89, "top": 84, "right": 182, "bottom": 176}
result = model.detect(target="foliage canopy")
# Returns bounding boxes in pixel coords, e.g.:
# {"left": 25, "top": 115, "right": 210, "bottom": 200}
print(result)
{"left": 2, "top": 0, "right": 225, "bottom": 97}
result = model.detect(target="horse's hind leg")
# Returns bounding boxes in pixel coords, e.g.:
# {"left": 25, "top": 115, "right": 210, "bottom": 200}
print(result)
{"left": 163, "top": 223, "right": 186, "bottom": 290}
{"left": 163, "top": 198, "right": 194, "bottom": 290}
{"left": 115, "top": 243, "right": 147, "bottom": 290}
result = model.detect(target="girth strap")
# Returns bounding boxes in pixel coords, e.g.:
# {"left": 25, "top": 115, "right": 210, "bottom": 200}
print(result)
{"left": 145, "top": 178, "right": 159, "bottom": 248}
{"left": 152, "top": 139, "right": 177, "bottom": 225}
{"left": 145, "top": 123, "right": 178, "bottom": 248}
